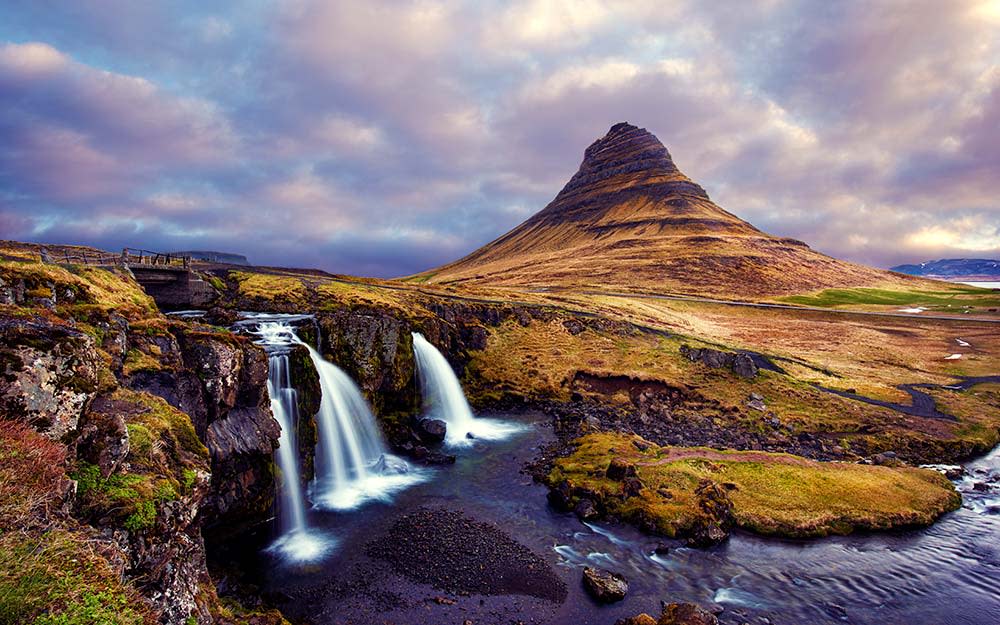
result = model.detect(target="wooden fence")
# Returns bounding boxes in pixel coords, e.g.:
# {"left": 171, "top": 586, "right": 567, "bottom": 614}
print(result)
{"left": 43, "top": 247, "right": 190, "bottom": 269}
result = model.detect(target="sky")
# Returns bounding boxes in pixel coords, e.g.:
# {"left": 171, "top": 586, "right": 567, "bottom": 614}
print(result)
{"left": 1, "top": 0, "right": 999, "bottom": 277}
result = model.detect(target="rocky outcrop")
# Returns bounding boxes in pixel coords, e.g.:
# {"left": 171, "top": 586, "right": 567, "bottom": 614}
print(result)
{"left": 680, "top": 344, "right": 758, "bottom": 379}
{"left": 126, "top": 327, "right": 280, "bottom": 535}
{"left": 0, "top": 318, "right": 101, "bottom": 439}
{"left": 318, "top": 307, "right": 418, "bottom": 427}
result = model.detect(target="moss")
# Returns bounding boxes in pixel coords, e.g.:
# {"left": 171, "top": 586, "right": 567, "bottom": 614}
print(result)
{"left": 551, "top": 433, "right": 961, "bottom": 539}
{"left": 122, "top": 350, "right": 162, "bottom": 376}
{"left": 72, "top": 462, "right": 179, "bottom": 533}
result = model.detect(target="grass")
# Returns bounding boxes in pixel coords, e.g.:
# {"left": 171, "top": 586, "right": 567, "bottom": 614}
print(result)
{"left": 0, "top": 531, "right": 149, "bottom": 625}
{"left": 550, "top": 433, "right": 961, "bottom": 539}
{"left": 779, "top": 286, "right": 1000, "bottom": 311}
{"left": 0, "top": 257, "right": 158, "bottom": 321}
{"left": 0, "top": 421, "right": 152, "bottom": 624}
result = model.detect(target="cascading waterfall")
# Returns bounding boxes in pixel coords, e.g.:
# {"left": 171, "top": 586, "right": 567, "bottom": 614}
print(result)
{"left": 411, "top": 332, "right": 525, "bottom": 446}
{"left": 253, "top": 321, "right": 333, "bottom": 562}
{"left": 245, "top": 314, "right": 427, "bottom": 515}
{"left": 303, "top": 343, "right": 427, "bottom": 511}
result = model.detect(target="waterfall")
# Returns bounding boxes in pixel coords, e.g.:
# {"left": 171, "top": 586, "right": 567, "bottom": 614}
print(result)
{"left": 254, "top": 321, "right": 333, "bottom": 563}
{"left": 303, "top": 343, "right": 427, "bottom": 511}
{"left": 411, "top": 332, "right": 525, "bottom": 446}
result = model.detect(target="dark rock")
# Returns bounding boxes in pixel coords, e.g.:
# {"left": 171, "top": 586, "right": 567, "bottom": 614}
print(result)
{"left": 657, "top": 602, "right": 720, "bottom": 625}
{"left": 654, "top": 543, "right": 671, "bottom": 555}
{"left": 680, "top": 345, "right": 759, "bottom": 379}
{"left": 417, "top": 418, "right": 447, "bottom": 443}
{"left": 563, "top": 319, "right": 586, "bottom": 335}
{"left": 615, "top": 615, "right": 657, "bottom": 625}
{"left": 547, "top": 481, "right": 573, "bottom": 511}
{"left": 411, "top": 445, "right": 456, "bottom": 465}
{"left": 204, "top": 306, "right": 238, "bottom": 326}
{"left": 731, "top": 353, "right": 759, "bottom": 379}
{"left": 686, "top": 480, "right": 733, "bottom": 547}
{"left": 622, "top": 476, "right": 645, "bottom": 497}
{"left": 973, "top": 482, "right": 991, "bottom": 492}
{"left": 582, "top": 566, "right": 628, "bottom": 603}
{"left": 607, "top": 456, "right": 638, "bottom": 480}
{"left": 574, "top": 498, "right": 600, "bottom": 521}
{"left": 76, "top": 396, "right": 130, "bottom": 478}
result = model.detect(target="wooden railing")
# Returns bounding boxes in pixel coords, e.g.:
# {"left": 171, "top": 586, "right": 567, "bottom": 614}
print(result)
{"left": 42, "top": 247, "right": 190, "bottom": 269}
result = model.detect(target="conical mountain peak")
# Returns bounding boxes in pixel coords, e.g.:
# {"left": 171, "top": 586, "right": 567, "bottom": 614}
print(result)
{"left": 418, "top": 123, "right": 898, "bottom": 297}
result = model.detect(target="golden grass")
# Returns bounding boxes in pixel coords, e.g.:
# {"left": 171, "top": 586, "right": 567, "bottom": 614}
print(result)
{"left": 552, "top": 433, "right": 961, "bottom": 538}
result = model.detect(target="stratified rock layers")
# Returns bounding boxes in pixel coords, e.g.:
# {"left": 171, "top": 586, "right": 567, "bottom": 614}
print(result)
{"left": 422, "top": 122, "right": 914, "bottom": 296}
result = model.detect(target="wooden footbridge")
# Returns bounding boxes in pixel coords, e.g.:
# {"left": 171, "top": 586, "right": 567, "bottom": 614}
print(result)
{"left": 42, "top": 247, "right": 216, "bottom": 310}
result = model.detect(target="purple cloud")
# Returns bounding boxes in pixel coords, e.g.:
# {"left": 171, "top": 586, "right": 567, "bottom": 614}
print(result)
{"left": 0, "top": 1, "right": 998, "bottom": 276}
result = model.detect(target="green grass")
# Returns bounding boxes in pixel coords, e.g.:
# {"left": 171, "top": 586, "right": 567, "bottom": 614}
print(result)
{"left": 0, "top": 530, "right": 148, "bottom": 625}
{"left": 779, "top": 286, "right": 1000, "bottom": 309}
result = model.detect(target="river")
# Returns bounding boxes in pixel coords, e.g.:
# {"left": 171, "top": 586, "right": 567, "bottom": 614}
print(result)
{"left": 216, "top": 410, "right": 1000, "bottom": 625}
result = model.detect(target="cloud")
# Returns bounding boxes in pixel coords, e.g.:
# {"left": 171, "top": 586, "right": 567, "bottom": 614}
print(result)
{"left": 0, "top": 0, "right": 998, "bottom": 277}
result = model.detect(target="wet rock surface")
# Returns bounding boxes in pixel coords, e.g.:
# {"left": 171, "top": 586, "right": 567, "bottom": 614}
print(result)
{"left": 366, "top": 507, "right": 567, "bottom": 602}
{"left": 581, "top": 566, "right": 628, "bottom": 603}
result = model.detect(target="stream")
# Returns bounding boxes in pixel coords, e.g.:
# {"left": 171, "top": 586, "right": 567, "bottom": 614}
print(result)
{"left": 219, "top": 411, "right": 1000, "bottom": 625}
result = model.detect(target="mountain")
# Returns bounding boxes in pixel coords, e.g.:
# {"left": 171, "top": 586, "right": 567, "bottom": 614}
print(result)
{"left": 416, "top": 123, "right": 918, "bottom": 297}
{"left": 891, "top": 258, "right": 1000, "bottom": 280}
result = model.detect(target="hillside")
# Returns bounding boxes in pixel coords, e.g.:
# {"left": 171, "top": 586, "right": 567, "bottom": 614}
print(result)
{"left": 415, "top": 123, "right": 928, "bottom": 298}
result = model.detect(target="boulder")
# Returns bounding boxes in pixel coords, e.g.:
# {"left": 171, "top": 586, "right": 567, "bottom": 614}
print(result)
{"left": 417, "top": 418, "right": 447, "bottom": 443}
{"left": 657, "top": 602, "right": 720, "bottom": 625}
{"left": 0, "top": 318, "right": 101, "bottom": 439}
{"left": 622, "top": 476, "right": 645, "bottom": 498}
{"left": 582, "top": 566, "right": 628, "bottom": 603}
{"left": 607, "top": 457, "right": 638, "bottom": 480}
{"left": 574, "top": 498, "right": 600, "bottom": 521}
{"left": 615, "top": 616, "right": 657, "bottom": 625}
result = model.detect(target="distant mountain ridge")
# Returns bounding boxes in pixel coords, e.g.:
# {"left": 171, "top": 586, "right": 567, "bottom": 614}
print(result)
{"left": 416, "top": 122, "right": 925, "bottom": 297}
{"left": 891, "top": 258, "right": 1000, "bottom": 279}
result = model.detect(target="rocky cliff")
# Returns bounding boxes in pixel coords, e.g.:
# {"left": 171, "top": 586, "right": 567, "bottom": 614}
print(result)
{"left": 0, "top": 250, "right": 285, "bottom": 624}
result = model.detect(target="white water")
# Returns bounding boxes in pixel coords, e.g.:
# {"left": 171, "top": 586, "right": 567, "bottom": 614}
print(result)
{"left": 303, "top": 343, "right": 428, "bottom": 511}
{"left": 411, "top": 332, "right": 525, "bottom": 447}
{"left": 255, "top": 322, "right": 333, "bottom": 562}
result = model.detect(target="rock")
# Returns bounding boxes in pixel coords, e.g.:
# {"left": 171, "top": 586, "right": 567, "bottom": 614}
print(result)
{"left": 622, "top": 476, "right": 645, "bottom": 497}
{"left": 0, "top": 318, "right": 101, "bottom": 439}
{"left": 615, "top": 616, "right": 657, "bottom": 625}
{"left": 204, "top": 306, "right": 238, "bottom": 326}
{"left": 973, "top": 482, "right": 990, "bottom": 492}
{"left": 687, "top": 480, "right": 733, "bottom": 547}
{"left": 731, "top": 353, "right": 759, "bottom": 379}
{"left": 411, "top": 445, "right": 457, "bottom": 465}
{"left": 657, "top": 602, "right": 720, "bottom": 625}
{"left": 417, "top": 418, "right": 447, "bottom": 443}
{"left": 581, "top": 566, "right": 628, "bottom": 603}
{"left": 607, "top": 457, "right": 638, "bottom": 480}
{"left": 680, "top": 345, "right": 758, "bottom": 379}
{"left": 654, "top": 543, "right": 671, "bottom": 555}
{"left": 563, "top": 319, "right": 586, "bottom": 335}
{"left": 746, "top": 395, "right": 767, "bottom": 412}
{"left": 574, "top": 498, "right": 600, "bottom": 521}
{"left": 547, "top": 481, "right": 573, "bottom": 512}
{"left": 76, "top": 397, "right": 130, "bottom": 478}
